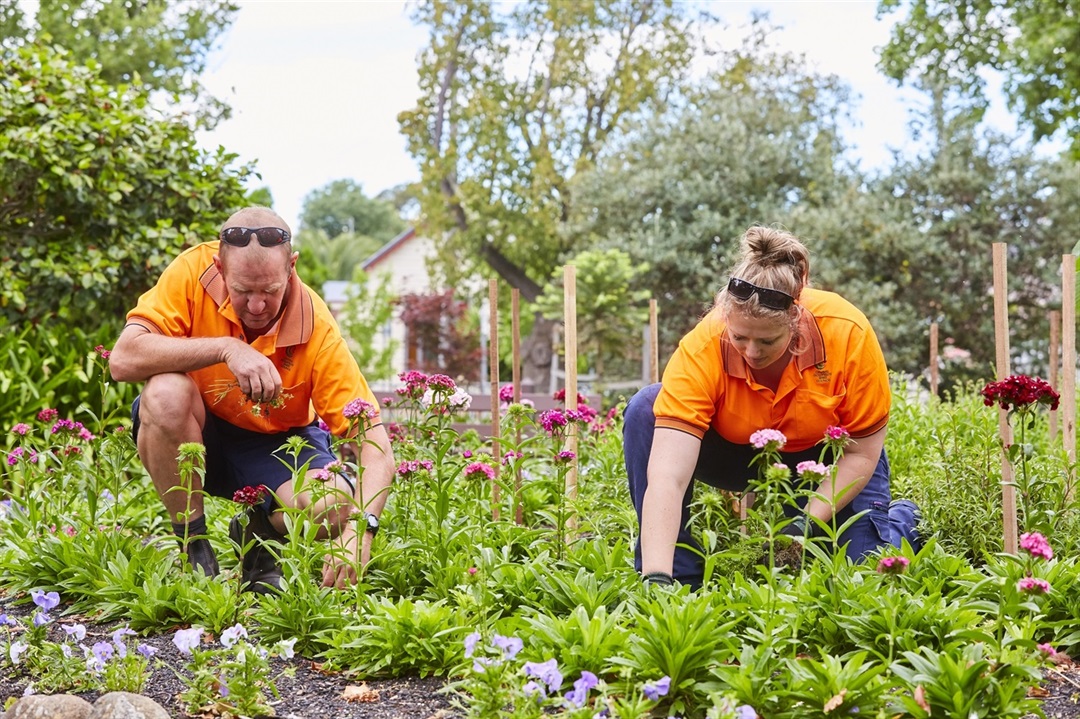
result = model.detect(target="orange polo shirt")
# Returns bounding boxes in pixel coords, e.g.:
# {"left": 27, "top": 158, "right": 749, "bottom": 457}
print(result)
{"left": 125, "top": 242, "right": 378, "bottom": 437}
{"left": 653, "top": 287, "right": 890, "bottom": 453}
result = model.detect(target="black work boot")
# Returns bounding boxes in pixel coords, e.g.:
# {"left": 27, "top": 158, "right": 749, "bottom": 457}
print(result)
{"left": 182, "top": 537, "right": 220, "bottom": 577}
{"left": 229, "top": 508, "right": 285, "bottom": 594}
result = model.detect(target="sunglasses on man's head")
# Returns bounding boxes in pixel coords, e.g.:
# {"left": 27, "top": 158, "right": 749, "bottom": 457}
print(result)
{"left": 219, "top": 226, "right": 292, "bottom": 247}
{"left": 727, "top": 277, "right": 795, "bottom": 311}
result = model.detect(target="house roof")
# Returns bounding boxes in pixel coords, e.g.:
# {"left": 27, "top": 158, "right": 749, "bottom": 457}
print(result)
{"left": 361, "top": 227, "right": 417, "bottom": 271}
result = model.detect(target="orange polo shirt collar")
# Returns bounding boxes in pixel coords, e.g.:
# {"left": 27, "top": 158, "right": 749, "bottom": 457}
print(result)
{"left": 197, "top": 261, "right": 315, "bottom": 349}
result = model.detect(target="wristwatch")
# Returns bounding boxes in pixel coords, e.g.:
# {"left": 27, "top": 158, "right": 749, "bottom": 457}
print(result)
{"left": 360, "top": 511, "right": 380, "bottom": 536}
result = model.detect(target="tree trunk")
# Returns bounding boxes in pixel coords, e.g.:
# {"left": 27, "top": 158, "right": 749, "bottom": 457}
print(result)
{"left": 519, "top": 313, "right": 555, "bottom": 394}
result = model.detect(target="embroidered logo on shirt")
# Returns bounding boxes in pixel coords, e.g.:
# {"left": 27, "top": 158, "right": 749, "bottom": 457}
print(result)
{"left": 282, "top": 346, "right": 295, "bottom": 371}
{"left": 814, "top": 362, "right": 831, "bottom": 384}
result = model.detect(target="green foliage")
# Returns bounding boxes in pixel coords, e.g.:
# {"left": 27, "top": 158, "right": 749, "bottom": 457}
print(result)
{"left": 815, "top": 103, "right": 1078, "bottom": 383}
{"left": 889, "top": 643, "right": 1043, "bottom": 718}
{"left": 299, "top": 178, "right": 406, "bottom": 242}
{"left": 294, "top": 229, "right": 384, "bottom": 288}
{"left": 535, "top": 248, "right": 651, "bottom": 382}
{"left": 0, "top": 323, "right": 138, "bottom": 436}
{"left": 877, "top": 0, "right": 1080, "bottom": 157}
{"left": 0, "top": 43, "right": 254, "bottom": 328}
{"left": 334, "top": 268, "right": 399, "bottom": 384}
{"left": 0, "top": 364, "right": 1077, "bottom": 716}
{"left": 0, "top": 0, "right": 238, "bottom": 128}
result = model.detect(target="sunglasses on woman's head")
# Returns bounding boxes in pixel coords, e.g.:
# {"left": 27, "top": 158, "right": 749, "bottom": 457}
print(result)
{"left": 727, "top": 277, "right": 795, "bottom": 311}
{"left": 219, "top": 226, "right": 292, "bottom": 247}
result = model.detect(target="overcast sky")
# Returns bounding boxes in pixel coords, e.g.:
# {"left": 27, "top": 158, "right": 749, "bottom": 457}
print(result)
{"left": 194, "top": 1, "right": 1017, "bottom": 234}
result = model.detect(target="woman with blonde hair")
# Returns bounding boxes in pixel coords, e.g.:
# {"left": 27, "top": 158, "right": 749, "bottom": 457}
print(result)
{"left": 624, "top": 226, "right": 921, "bottom": 587}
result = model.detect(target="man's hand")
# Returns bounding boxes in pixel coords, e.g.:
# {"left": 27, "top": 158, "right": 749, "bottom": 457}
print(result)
{"left": 321, "top": 526, "right": 371, "bottom": 589}
{"left": 222, "top": 341, "right": 283, "bottom": 403}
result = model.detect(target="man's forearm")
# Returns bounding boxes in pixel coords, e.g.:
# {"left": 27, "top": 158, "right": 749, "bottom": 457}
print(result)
{"left": 110, "top": 330, "right": 239, "bottom": 382}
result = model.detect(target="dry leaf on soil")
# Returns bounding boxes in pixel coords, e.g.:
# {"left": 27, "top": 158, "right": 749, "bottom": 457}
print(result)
{"left": 342, "top": 682, "right": 381, "bottom": 703}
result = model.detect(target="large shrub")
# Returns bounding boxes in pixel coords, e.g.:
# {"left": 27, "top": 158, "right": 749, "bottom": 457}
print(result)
{"left": 0, "top": 43, "right": 254, "bottom": 327}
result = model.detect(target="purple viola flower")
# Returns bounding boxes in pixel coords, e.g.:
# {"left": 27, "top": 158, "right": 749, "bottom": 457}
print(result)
{"left": 464, "top": 631, "right": 482, "bottom": 658}
{"left": 136, "top": 644, "right": 157, "bottom": 659}
{"left": 30, "top": 589, "right": 60, "bottom": 612}
{"left": 643, "top": 675, "right": 671, "bottom": 701}
{"left": 32, "top": 611, "right": 51, "bottom": 627}
{"left": 564, "top": 670, "right": 599, "bottom": 707}
{"left": 111, "top": 626, "right": 136, "bottom": 657}
{"left": 491, "top": 634, "right": 523, "bottom": 660}
{"left": 220, "top": 624, "right": 248, "bottom": 648}
{"left": 172, "top": 627, "right": 203, "bottom": 655}
{"left": 523, "top": 658, "right": 562, "bottom": 695}
{"left": 63, "top": 623, "right": 86, "bottom": 641}
{"left": 90, "top": 641, "right": 114, "bottom": 671}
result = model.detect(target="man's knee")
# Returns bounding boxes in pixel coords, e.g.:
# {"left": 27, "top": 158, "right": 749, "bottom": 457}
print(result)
{"left": 139, "top": 374, "right": 203, "bottom": 425}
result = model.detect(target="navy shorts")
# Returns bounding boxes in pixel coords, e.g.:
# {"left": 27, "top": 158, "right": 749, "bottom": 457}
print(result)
{"left": 131, "top": 395, "right": 347, "bottom": 512}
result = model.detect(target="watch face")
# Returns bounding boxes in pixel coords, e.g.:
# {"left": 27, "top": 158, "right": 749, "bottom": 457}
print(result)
{"left": 364, "top": 512, "right": 379, "bottom": 534}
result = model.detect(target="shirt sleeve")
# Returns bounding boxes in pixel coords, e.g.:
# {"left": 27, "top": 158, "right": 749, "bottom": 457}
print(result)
{"left": 652, "top": 314, "right": 723, "bottom": 439}
{"left": 310, "top": 333, "right": 380, "bottom": 437}
{"left": 837, "top": 321, "right": 891, "bottom": 438}
{"left": 125, "top": 253, "right": 200, "bottom": 337}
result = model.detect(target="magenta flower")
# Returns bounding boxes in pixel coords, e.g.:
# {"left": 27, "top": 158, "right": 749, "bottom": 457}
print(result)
{"left": 464, "top": 462, "right": 496, "bottom": 481}
{"left": 555, "top": 450, "right": 576, "bottom": 464}
{"left": 538, "top": 409, "right": 569, "bottom": 435}
{"left": 37, "top": 408, "right": 58, "bottom": 423}
{"left": 499, "top": 384, "right": 516, "bottom": 403}
{"left": 824, "top": 425, "right": 850, "bottom": 441}
{"left": 1018, "top": 577, "right": 1051, "bottom": 594}
{"left": 876, "top": 556, "right": 910, "bottom": 574}
{"left": 397, "top": 370, "right": 430, "bottom": 399}
{"left": 749, "top": 428, "right": 787, "bottom": 451}
{"left": 232, "top": 485, "right": 269, "bottom": 506}
{"left": 981, "top": 375, "right": 1060, "bottom": 411}
{"left": 10, "top": 423, "right": 30, "bottom": 436}
{"left": 1019, "top": 532, "right": 1053, "bottom": 561}
{"left": 93, "top": 344, "right": 111, "bottom": 360}
{"left": 503, "top": 450, "right": 523, "bottom": 464}
{"left": 427, "top": 373, "right": 456, "bottom": 391}
{"left": 343, "top": 398, "right": 377, "bottom": 420}
{"left": 396, "top": 459, "right": 435, "bottom": 478}
{"left": 553, "top": 388, "right": 589, "bottom": 405}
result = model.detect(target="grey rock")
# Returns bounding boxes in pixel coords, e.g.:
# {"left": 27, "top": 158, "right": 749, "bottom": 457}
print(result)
{"left": 88, "top": 693, "right": 170, "bottom": 719}
{"left": 4, "top": 694, "right": 93, "bottom": 719}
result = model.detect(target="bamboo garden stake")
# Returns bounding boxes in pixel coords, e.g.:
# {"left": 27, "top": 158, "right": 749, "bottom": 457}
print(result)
{"left": 488, "top": 280, "right": 501, "bottom": 521}
{"left": 992, "top": 243, "right": 1017, "bottom": 555}
{"left": 1061, "top": 255, "right": 1076, "bottom": 468}
{"left": 511, "top": 288, "right": 523, "bottom": 525}
{"left": 929, "top": 321, "right": 939, "bottom": 398}
{"left": 563, "top": 265, "right": 579, "bottom": 531}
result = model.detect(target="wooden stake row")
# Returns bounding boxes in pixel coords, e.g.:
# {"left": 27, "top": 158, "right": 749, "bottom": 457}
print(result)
{"left": 992, "top": 248, "right": 1077, "bottom": 554}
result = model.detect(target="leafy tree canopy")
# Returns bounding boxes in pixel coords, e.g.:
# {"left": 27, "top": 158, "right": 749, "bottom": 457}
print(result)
{"left": 567, "top": 34, "right": 853, "bottom": 354}
{"left": 400, "top": 0, "right": 700, "bottom": 302}
{"left": 878, "top": 0, "right": 1080, "bottom": 158}
{"left": 0, "top": 43, "right": 254, "bottom": 329}
{"left": 535, "top": 248, "right": 651, "bottom": 381}
{"left": 299, "top": 179, "right": 407, "bottom": 243}
{"left": 0, "top": 0, "right": 238, "bottom": 127}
